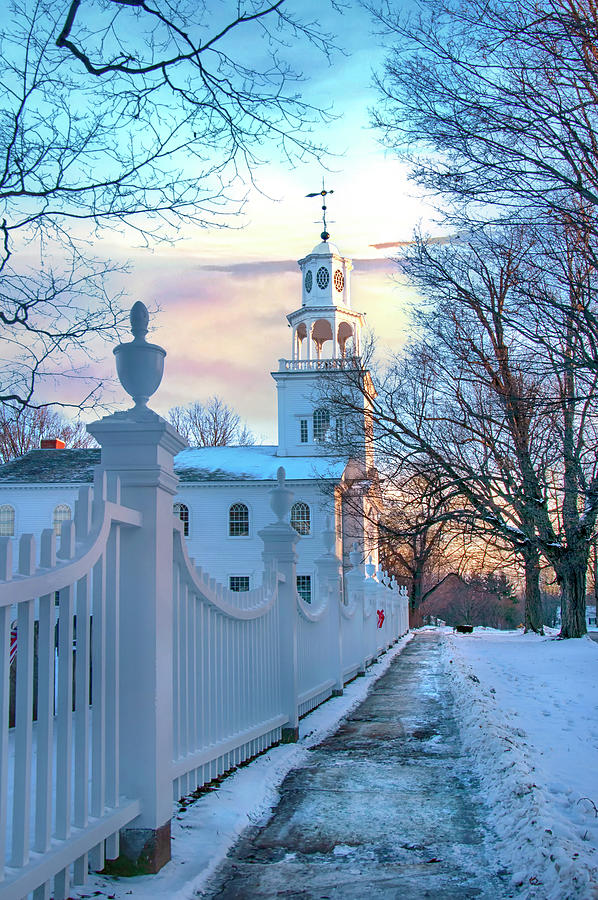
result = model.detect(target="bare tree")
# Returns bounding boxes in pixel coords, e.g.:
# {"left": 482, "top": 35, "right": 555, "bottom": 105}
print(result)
{"left": 378, "top": 471, "right": 469, "bottom": 612}
{"left": 370, "top": 0, "right": 598, "bottom": 229}
{"left": 363, "top": 0, "right": 598, "bottom": 636}
{"left": 168, "top": 396, "right": 255, "bottom": 446}
{"left": 0, "top": 403, "right": 95, "bottom": 463}
{"left": 1, "top": 0, "right": 337, "bottom": 409}
{"left": 394, "top": 228, "right": 598, "bottom": 637}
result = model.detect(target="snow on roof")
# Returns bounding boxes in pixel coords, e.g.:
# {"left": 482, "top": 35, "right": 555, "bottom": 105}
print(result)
{"left": 0, "top": 445, "right": 348, "bottom": 486}
{"left": 175, "top": 445, "right": 348, "bottom": 482}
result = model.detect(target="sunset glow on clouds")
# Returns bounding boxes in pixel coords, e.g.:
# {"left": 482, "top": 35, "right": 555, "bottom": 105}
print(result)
{"left": 118, "top": 241, "right": 418, "bottom": 442}
{"left": 71, "top": 0, "right": 434, "bottom": 441}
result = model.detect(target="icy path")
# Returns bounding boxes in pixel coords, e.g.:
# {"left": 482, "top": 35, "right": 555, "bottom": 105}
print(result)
{"left": 199, "top": 631, "right": 513, "bottom": 899}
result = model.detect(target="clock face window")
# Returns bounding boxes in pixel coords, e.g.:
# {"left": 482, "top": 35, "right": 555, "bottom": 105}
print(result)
{"left": 334, "top": 269, "right": 344, "bottom": 292}
{"left": 316, "top": 266, "right": 329, "bottom": 290}
{"left": 304, "top": 270, "right": 313, "bottom": 293}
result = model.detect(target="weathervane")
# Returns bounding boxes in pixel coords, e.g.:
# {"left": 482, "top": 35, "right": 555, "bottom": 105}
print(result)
{"left": 306, "top": 179, "right": 334, "bottom": 241}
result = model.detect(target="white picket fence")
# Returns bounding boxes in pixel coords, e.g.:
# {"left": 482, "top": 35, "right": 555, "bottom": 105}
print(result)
{"left": 0, "top": 306, "right": 409, "bottom": 899}
{"left": 0, "top": 471, "right": 143, "bottom": 900}
{"left": 170, "top": 490, "right": 408, "bottom": 801}
{"left": 0, "top": 457, "right": 407, "bottom": 899}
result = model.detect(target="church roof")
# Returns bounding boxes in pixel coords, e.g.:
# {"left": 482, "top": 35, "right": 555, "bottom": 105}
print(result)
{"left": 0, "top": 449, "right": 102, "bottom": 483}
{"left": 175, "top": 445, "right": 347, "bottom": 482}
{"left": 0, "top": 445, "right": 347, "bottom": 485}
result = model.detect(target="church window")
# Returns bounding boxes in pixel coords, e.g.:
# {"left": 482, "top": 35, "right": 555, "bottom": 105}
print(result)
{"left": 291, "top": 502, "right": 311, "bottom": 535}
{"left": 173, "top": 502, "right": 190, "bottom": 537}
{"left": 53, "top": 504, "right": 71, "bottom": 537}
{"left": 229, "top": 503, "right": 249, "bottom": 536}
{"left": 304, "top": 270, "right": 313, "bottom": 293}
{"left": 0, "top": 505, "right": 15, "bottom": 537}
{"left": 230, "top": 576, "right": 250, "bottom": 592}
{"left": 334, "top": 269, "right": 344, "bottom": 292}
{"left": 300, "top": 419, "right": 308, "bottom": 443}
{"left": 316, "top": 267, "right": 329, "bottom": 290}
{"left": 313, "top": 407, "right": 330, "bottom": 441}
{"left": 296, "top": 575, "right": 312, "bottom": 604}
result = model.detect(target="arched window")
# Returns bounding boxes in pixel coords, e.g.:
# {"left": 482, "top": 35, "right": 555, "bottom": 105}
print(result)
{"left": 53, "top": 504, "right": 71, "bottom": 537}
{"left": 0, "top": 505, "right": 15, "bottom": 537}
{"left": 229, "top": 503, "right": 249, "bottom": 537}
{"left": 173, "top": 502, "right": 190, "bottom": 537}
{"left": 291, "top": 502, "right": 311, "bottom": 535}
{"left": 313, "top": 407, "right": 330, "bottom": 442}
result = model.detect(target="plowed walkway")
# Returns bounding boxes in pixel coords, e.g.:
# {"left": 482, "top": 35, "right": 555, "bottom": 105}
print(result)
{"left": 200, "top": 632, "right": 514, "bottom": 899}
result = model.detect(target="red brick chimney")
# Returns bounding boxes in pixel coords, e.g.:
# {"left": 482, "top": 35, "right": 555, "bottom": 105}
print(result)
{"left": 41, "top": 438, "right": 66, "bottom": 449}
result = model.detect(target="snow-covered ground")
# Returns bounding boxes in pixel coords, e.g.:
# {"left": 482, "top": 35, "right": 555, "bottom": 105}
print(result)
{"left": 70, "top": 627, "right": 598, "bottom": 900}
{"left": 71, "top": 634, "right": 414, "bottom": 900}
{"left": 444, "top": 626, "right": 598, "bottom": 900}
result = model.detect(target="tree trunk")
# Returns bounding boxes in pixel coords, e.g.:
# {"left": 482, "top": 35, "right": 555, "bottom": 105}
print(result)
{"left": 593, "top": 540, "right": 598, "bottom": 608}
{"left": 411, "top": 567, "right": 424, "bottom": 612}
{"left": 556, "top": 554, "right": 588, "bottom": 638}
{"left": 523, "top": 550, "right": 543, "bottom": 634}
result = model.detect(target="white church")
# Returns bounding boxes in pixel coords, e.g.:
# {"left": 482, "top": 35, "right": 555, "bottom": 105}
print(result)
{"left": 0, "top": 230, "right": 382, "bottom": 598}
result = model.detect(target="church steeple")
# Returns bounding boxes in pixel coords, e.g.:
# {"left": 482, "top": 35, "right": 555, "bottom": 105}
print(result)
{"left": 272, "top": 228, "right": 368, "bottom": 457}
{"left": 288, "top": 240, "right": 363, "bottom": 361}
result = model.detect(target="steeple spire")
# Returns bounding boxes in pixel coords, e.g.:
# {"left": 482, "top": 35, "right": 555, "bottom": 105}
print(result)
{"left": 305, "top": 179, "right": 334, "bottom": 242}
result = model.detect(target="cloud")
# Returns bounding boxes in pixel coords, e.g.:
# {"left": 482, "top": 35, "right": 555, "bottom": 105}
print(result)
{"left": 87, "top": 242, "right": 414, "bottom": 441}
{"left": 198, "top": 260, "right": 298, "bottom": 276}
{"left": 195, "top": 256, "right": 399, "bottom": 277}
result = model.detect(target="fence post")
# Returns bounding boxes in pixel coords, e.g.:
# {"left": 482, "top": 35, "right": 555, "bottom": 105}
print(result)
{"left": 259, "top": 468, "right": 300, "bottom": 743}
{"left": 346, "top": 543, "right": 367, "bottom": 675}
{"left": 87, "top": 303, "right": 187, "bottom": 874}
{"left": 315, "top": 517, "right": 344, "bottom": 695}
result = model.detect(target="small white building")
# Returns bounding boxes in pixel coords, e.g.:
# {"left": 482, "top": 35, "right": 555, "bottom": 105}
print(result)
{"left": 0, "top": 233, "right": 382, "bottom": 598}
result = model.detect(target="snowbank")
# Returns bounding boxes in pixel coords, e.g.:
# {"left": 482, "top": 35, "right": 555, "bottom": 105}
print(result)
{"left": 444, "top": 627, "right": 598, "bottom": 899}
{"left": 72, "top": 634, "right": 414, "bottom": 900}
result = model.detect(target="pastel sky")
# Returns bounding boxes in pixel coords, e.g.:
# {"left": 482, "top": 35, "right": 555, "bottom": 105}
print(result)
{"left": 89, "top": 0, "right": 434, "bottom": 442}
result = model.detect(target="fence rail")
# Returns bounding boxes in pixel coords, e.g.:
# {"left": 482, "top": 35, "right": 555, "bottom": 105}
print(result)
{"left": 0, "top": 455, "right": 408, "bottom": 900}
{"left": 0, "top": 476, "right": 142, "bottom": 900}
{"left": 0, "top": 306, "right": 409, "bottom": 898}
{"left": 172, "top": 526, "right": 283, "bottom": 800}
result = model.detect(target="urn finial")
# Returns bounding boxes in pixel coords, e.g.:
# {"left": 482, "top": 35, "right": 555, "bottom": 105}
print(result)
{"left": 365, "top": 555, "right": 376, "bottom": 578}
{"left": 130, "top": 301, "right": 149, "bottom": 340}
{"left": 322, "top": 515, "right": 335, "bottom": 555}
{"left": 269, "top": 467, "right": 294, "bottom": 523}
{"left": 349, "top": 542, "right": 361, "bottom": 569}
{"left": 113, "top": 302, "right": 166, "bottom": 414}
